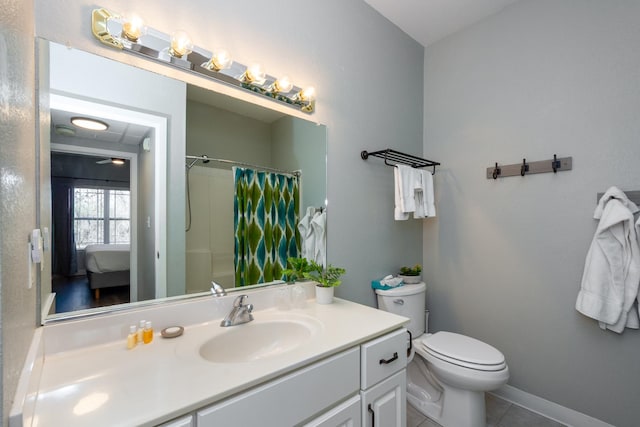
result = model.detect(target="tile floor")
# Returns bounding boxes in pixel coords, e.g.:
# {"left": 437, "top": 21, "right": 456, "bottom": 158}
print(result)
{"left": 407, "top": 393, "right": 567, "bottom": 427}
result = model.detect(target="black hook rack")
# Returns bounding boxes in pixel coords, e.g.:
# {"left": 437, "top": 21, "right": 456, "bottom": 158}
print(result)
{"left": 487, "top": 155, "right": 572, "bottom": 179}
{"left": 361, "top": 149, "right": 440, "bottom": 175}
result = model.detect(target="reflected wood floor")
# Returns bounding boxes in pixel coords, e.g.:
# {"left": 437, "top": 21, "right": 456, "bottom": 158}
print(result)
{"left": 52, "top": 275, "right": 129, "bottom": 314}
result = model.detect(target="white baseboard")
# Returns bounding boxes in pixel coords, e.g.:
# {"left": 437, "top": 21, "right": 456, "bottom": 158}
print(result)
{"left": 490, "top": 384, "right": 614, "bottom": 427}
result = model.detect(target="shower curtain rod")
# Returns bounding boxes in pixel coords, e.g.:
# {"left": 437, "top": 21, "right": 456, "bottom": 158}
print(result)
{"left": 185, "top": 155, "right": 301, "bottom": 177}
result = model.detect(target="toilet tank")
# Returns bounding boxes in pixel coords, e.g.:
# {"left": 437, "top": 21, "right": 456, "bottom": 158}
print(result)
{"left": 375, "top": 282, "right": 426, "bottom": 337}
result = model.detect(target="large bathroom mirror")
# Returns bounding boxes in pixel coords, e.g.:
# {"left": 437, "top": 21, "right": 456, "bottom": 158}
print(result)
{"left": 41, "top": 39, "right": 327, "bottom": 322}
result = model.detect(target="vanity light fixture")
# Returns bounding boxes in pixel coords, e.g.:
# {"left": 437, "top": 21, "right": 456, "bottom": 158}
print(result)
{"left": 202, "top": 49, "right": 232, "bottom": 72}
{"left": 91, "top": 7, "right": 316, "bottom": 113}
{"left": 121, "top": 13, "right": 146, "bottom": 42}
{"left": 241, "top": 63, "right": 267, "bottom": 85}
{"left": 270, "top": 76, "right": 294, "bottom": 94}
{"left": 111, "top": 158, "right": 126, "bottom": 165}
{"left": 169, "top": 30, "right": 193, "bottom": 58}
{"left": 71, "top": 117, "right": 109, "bottom": 131}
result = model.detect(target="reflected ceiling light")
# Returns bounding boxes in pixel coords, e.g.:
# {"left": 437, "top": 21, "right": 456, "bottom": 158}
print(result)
{"left": 169, "top": 30, "right": 193, "bottom": 58}
{"left": 91, "top": 7, "right": 317, "bottom": 113}
{"left": 241, "top": 63, "right": 266, "bottom": 85}
{"left": 111, "top": 158, "right": 126, "bottom": 165}
{"left": 202, "top": 49, "right": 232, "bottom": 72}
{"left": 71, "top": 117, "right": 109, "bottom": 131}
{"left": 270, "top": 76, "right": 294, "bottom": 94}
{"left": 121, "top": 13, "right": 146, "bottom": 42}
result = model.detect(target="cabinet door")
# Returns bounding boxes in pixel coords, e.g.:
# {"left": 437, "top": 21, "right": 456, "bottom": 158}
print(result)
{"left": 197, "top": 348, "right": 359, "bottom": 427}
{"left": 361, "top": 370, "right": 406, "bottom": 427}
{"left": 303, "top": 395, "right": 361, "bottom": 427}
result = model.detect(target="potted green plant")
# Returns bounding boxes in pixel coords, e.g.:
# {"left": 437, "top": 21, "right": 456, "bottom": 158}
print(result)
{"left": 303, "top": 260, "right": 346, "bottom": 304}
{"left": 398, "top": 264, "right": 422, "bottom": 284}
{"left": 283, "top": 257, "right": 313, "bottom": 283}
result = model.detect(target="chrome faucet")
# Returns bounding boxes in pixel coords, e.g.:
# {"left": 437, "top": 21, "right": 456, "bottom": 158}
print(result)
{"left": 220, "top": 294, "right": 254, "bottom": 327}
{"left": 211, "top": 281, "right": 227, "bottom": 297}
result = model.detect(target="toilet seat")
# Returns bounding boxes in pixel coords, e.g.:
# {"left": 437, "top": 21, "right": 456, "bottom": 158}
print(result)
{"left": 420, "top": 332, "right": 506, "bottom": 372}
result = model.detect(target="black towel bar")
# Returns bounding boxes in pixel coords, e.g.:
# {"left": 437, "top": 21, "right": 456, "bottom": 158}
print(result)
{"left": 361, "top": 149, "right": 440, "bottom": 174}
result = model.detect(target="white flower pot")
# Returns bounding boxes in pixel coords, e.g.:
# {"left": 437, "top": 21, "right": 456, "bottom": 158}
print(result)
{"left": 398, "top": 274, "right": 422, "bottom": 284}
{"left": 315, "top": 286, "right": 334, "bottom": 304}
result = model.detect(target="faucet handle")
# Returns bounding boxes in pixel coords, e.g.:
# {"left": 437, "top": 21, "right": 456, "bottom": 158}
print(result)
{"left": 234, "top": 294, "right": 248, "bottom": 307}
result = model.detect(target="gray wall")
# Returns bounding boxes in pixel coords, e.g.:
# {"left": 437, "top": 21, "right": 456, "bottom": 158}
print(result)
{"left": 0, "top": 0, "right": 37, "bottom": 422}
{"left": 422, "top": 1, "right": 640, "bottom": 426}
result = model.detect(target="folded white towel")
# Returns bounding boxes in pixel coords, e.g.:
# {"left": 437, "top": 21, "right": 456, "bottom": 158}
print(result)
{"left": 394, "top": 167, "right": 410, "bottom": 220}
{"left": 414, "top": 170, "right": 436, "bottom": 219}
{"left": 423, "top": 170, "right": 436, "bottom": 218}
{"left": 380, "top": 274, "right": 404, "bottom": 287}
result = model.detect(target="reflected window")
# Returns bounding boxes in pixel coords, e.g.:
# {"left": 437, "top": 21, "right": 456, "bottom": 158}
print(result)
{"left": 74, "top": 187, "right": 130, "bottom": 249}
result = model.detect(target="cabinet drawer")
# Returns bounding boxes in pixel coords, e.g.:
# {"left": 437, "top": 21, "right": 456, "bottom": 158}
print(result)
{"left": 360, "top": 328, "right": 407, "bottom": 389}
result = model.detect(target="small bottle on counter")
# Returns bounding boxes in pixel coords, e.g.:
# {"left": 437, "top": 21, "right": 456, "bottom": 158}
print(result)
{"left": 143, "top": 321, "right": 154, "bottom": 344}
{"left": 137, "top": 320, "right": 145, "bottom": 343}
{"left": 127, "top": 325, "right": 138, "bottom": 349}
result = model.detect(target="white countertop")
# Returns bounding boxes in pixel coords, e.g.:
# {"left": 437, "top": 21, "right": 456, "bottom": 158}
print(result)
{"left": 30, "top": 295, "right": 408, "bottom": 427}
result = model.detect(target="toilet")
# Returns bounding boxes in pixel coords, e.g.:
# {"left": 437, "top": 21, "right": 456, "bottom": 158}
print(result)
{"left": 376, "top": 283, "right": 509, "bottom": 427}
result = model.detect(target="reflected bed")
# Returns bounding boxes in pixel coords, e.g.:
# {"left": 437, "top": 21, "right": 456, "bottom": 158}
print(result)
{"left": 84, "top": 244, "right": 130, "bottom": 299}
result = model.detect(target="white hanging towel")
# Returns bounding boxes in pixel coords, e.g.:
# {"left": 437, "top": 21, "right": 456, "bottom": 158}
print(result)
{"left": 414, "top": 170, "right": 436, "bottom": 219}
{"left": 394, "top": 165, "right": 413, "bottom": 220}
{"left": 311, "top": 210, "right": 327, "bottom": 267}
{"left": 297, "top": 207, "right": 316, "bottom": 260}
{"left": 575, "top": 187, "right": 640, "bottom": 333}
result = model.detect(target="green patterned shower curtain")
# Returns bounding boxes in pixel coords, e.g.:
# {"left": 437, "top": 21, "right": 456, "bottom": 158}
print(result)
{"left": 234, "top": 167, "right": 300, "bottom": 287}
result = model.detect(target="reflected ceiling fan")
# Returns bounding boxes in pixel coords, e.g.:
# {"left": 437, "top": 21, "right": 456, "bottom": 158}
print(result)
{"left": 96, "top": 157, "right": 126, "bottom": 165}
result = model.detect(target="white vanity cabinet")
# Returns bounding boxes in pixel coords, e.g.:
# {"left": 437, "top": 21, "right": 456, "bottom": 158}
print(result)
{"left": 360, "top": 328, "right": 408, "bottom": 427}
{"left": 194, "top": 328, "right": 408, "bottom": 427}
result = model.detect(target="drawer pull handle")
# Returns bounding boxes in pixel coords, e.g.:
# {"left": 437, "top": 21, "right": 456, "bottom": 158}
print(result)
{"left": 393, "top": 299, "right": 404, "bottom": 305}
{"left": 368, "top": 403, "right": 375, "bottom": 427}
{"left": 407, "top": 329, "right": 412, "bottom": 358}
{"left": 379, "top": 352, "right": 398, "bottom": 365}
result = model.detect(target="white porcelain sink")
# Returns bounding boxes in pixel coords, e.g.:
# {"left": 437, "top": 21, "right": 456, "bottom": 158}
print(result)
{"left": 198, "top": 315, "right": 322, "bottom": 363}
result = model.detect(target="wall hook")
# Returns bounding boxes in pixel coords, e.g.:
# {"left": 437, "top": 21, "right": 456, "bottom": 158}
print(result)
{"left": 520, "top": 158, "right": 529, "bottom": 176}
{"left": 552, "top": 154, "right": 560, "bottom": 173}
{"left": 492, "top": 163, "right": 501, "bottom": 179}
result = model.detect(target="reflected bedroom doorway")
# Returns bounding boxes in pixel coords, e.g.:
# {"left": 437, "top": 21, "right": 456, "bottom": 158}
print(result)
{"left": 50, "top": 151, "right": 134, "bottom": 313}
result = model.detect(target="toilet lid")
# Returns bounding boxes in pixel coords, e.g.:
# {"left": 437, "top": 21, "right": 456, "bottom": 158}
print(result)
{"left": 374, "top": 282, "right": 426, "bottom": 296}
{"left": 421, "top": 332, "right": 506, "bottom": 371}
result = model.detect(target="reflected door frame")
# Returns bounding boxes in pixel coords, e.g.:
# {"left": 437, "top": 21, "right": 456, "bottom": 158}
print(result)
{"left": 50, "top": 93, "right": 168, "bottom": 302}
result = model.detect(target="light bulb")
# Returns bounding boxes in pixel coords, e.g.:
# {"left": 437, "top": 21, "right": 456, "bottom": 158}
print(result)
{"left": 121, "top": 13, "right": 146, "bottom": 42}
{"left": 272, "top": 76, "right": 294, "bottom": 93}
{"left": 298, "top": 86, "right": 316, "bottom": 101}
{"left": 203, "top": 49, "right": 232, "bottom": 71}
{"left": 243, "top": 63, "right": 266, "bottom": 85}
{"left": 169, "top": 30, "right": 193, "bottom": 58}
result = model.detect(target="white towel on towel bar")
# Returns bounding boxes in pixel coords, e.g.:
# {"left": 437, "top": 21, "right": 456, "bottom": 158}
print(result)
{"left": 395, "top": 165, "right": 436, "bottom": 220}
{"left": 575, "top": 186, "right": 640, "bottom": 333}
{"left": 414, "top": 170, "right": 436, "bottom": 219}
